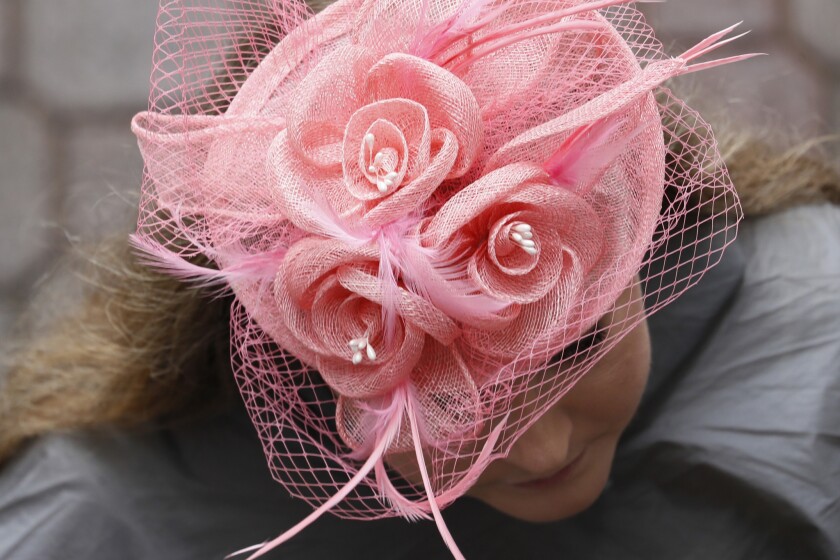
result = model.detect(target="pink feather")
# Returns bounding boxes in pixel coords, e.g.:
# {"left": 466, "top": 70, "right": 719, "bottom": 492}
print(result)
{"left": 377, "top": 226, "right": 407, "bottom": 349}
{"left": 304, "top": 187, "right": 375, "bottom": 247}
{"left": 373, "top": 208, "right": 510, "bottom": 344}
{"left": 543, "top": 113, "right": 652, "bottom": 195}
{"left": 411, "top": 0, "right": 506, "bottom": 60}
{"left": 414, "top": 0, "right": 652, "bottom": 67}
{"left": 398, "top": 236, "right": 511, "bottom": 326}
{"left": 345, "top": 391, "right": 408, "bottom": 461}
{"left": 405, "top": 385, "right": 467, "bottom": 560}
{"left": 676, "top": 22, "right": 765, "bottom": 76}
{"left": 374, "top": 460, "right": 433, "bottom": 521}
{"left": 129, "top": 234, "right": 287, "bottom": 295}
{"left": 346, "top": 393, "right": 431, "bottom": 525}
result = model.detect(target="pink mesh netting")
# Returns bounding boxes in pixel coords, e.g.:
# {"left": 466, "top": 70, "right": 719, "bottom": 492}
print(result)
{"left": 129, "top": 0, "right": 756, "bottom": 557}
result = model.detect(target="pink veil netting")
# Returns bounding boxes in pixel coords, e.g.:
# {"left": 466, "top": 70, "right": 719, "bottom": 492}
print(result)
{"left": 129, "top": 0, "right": 758, "bottom": 558}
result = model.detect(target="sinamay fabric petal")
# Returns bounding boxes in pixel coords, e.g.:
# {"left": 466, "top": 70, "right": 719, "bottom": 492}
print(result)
{"left": 130, "top": 1, "right": 758, "bottom": 557}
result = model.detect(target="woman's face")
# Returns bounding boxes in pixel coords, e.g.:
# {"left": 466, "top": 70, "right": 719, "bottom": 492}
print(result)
{"left": 465, "top": 281, "right": 651, "bottom": 522}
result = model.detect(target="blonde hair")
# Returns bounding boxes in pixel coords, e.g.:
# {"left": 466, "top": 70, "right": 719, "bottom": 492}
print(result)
{"left": 0, "top": 242, "right": 236, "bottom": 462}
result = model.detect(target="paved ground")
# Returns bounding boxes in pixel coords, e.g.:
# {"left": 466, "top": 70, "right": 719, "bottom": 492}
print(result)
{"left": 1, "top": 0, "right": 838, "bottom": 339}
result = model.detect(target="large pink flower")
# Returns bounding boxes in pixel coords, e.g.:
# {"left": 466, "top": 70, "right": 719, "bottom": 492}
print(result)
{"left": 268, "top": 45, "right": 483, "bottom": 232}
{"left": 272, "top": 234, "right": 483, "bottom": 453}
{"left": 273, "top": 235, "right": 461, "bottom": 398}
{"left": 423, "top": 162, "right": 604, "bottom": 359}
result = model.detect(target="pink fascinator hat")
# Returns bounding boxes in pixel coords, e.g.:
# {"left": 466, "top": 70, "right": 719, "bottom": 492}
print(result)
{"left": 130, "top": 0, "right": 756, "bottom": 557}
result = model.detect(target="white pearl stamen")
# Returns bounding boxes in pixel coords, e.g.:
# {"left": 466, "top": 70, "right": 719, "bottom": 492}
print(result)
{"left": 364, "top": 133, "right": 375, "bottom": 151}
{"left": 349, "top": 336, "right": 376, "bottom": 365}
{"left": 510, "top": 222, "right": 538, "bottom": 255}
{"left": 362, "top": 132, "right": 400, "bottom": 194}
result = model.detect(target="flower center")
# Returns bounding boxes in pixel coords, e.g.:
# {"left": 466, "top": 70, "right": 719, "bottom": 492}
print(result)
{"left": 509, "top": 222, "right": 537, "bottom": 256}
{"left": 364, "top": 132, "right": 400, "bottom": 193}
{"left": 348, "top": 334, "right": 377, "bottom": 365}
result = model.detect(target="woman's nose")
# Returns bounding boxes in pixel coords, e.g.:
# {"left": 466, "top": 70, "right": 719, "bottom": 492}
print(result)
{"left": 503, "top": 405, "right": 574, "bottom": 477}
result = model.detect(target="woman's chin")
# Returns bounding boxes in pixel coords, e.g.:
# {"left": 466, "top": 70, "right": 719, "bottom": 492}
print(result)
{"left": 473, "top": 480, "right": 607, "bottom": 523}
{"left": 468, "top": 445, "right": 613, "bottom": 523}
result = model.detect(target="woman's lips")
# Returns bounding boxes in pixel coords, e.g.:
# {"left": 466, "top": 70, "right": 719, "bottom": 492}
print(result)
{"left": 509, "top": 450, "right": 586, "bottom": 489}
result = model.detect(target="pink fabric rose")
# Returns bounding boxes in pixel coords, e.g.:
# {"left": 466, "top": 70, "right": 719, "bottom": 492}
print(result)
{"left": 269, "top": 45, "right": 483, "bottom": 232}
{"left": 272, "top": 234, "right": 482, "bottom": 454}
{"left": 274, "top": 235, "right": 461, "bottom": 399}
{"left": 423, "top": 162, "right": 604, "bottom": 360}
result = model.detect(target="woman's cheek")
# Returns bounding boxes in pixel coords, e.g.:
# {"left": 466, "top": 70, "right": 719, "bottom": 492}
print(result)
{"left": 563, "top": 318, "right": 651, "bottom": 437}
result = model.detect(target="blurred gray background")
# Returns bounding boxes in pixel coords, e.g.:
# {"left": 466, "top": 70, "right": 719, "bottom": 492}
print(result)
{"left": 1, "top": 0, "right": 839, "bottom": 340}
